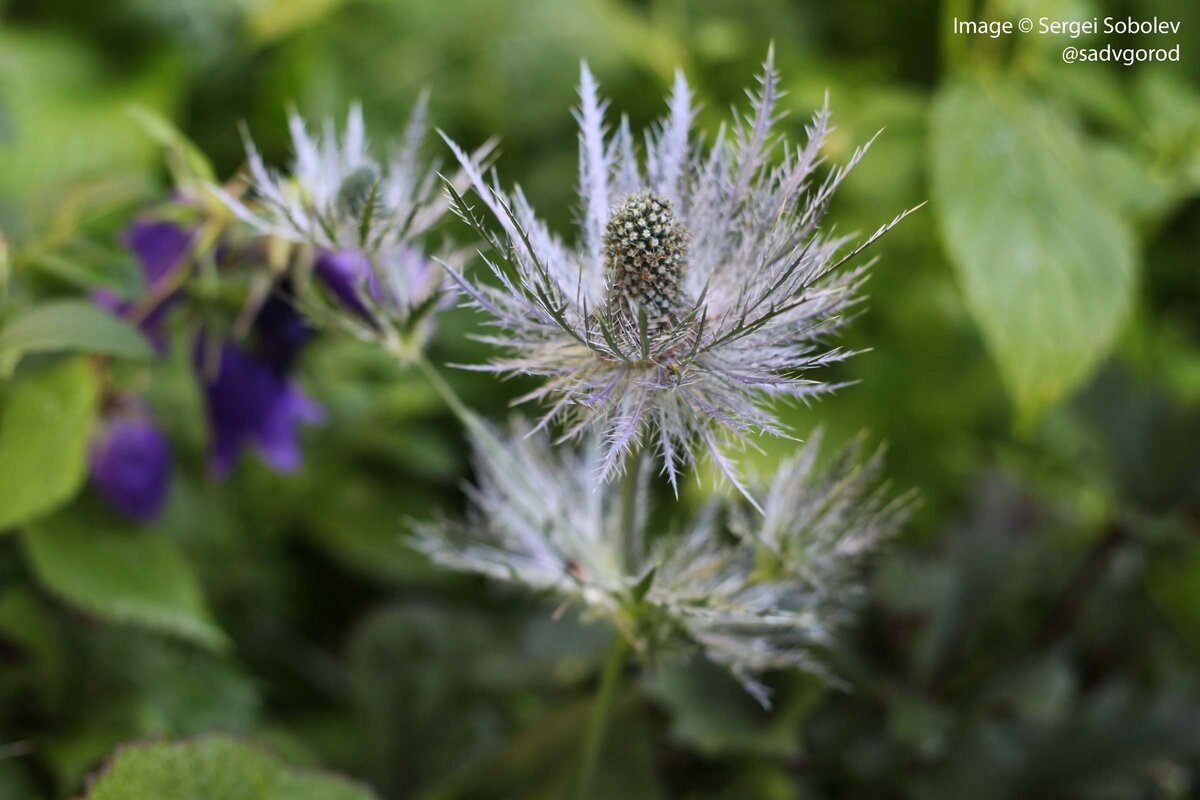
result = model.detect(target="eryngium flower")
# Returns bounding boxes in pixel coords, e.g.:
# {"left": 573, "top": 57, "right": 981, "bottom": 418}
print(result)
{"left": 442, "top": 52, "right": 918, "bottom": 496}
{"left": 416, "top": 420, "right": 908, "bottom": 705}
{"left": 223, "top": 99, "right": 445, "bottom": 254}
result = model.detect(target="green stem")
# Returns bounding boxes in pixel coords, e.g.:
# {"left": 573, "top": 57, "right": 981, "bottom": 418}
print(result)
{"left": 412, "top": 349, "right": 473, "bottom": 427}
{"left": 576, "top": 451, "right": 642, "bottom": 798}
{"left": 575, "top": 634, "right": 630, "bottom": 800}
{"left": 619, "top": 448, "right": 643, "bottom": 571}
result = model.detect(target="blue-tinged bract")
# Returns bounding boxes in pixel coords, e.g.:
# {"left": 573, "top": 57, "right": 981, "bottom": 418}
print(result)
{"left": 442, "top": 51, "right": 919, "bottom": 497}
{"left": 416, "top": 418, "right": 909, "bottom": 706}
{"left": 223, "top": 101, "right": 493, "bottom": 361}
{"left": 224, "top": 100, "right": 443, "bottom": 254}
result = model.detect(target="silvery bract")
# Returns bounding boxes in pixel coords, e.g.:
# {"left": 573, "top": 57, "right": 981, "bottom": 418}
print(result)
{"left": 416, "top": 420, "right": 909, "bottom": 705}
{"left": 222, "top": 101, "right": 491, "bottom": 359}
{"left": 224, "top": 100, "right": 443, "bottom": 254}
{"left": 441, "top": 51, "right": 918, "bottom": 497}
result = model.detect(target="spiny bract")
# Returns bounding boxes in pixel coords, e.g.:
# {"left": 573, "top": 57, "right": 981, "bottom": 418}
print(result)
{"left": 219, "top": 100, "right": 493, "bottom": 360}
{"left": 221, "top": 100, "right": 446, "bottom": 254}
{"left": 441, "top": 50, "right": 918, "bottom": 498}
{"left": 415, "top": 418, "right": 909, "bottom": 706}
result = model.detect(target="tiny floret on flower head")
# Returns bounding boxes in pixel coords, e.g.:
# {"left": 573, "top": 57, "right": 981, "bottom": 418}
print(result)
{"left": 604, "top": 190, "right": 688, "bottom": 328}
{"left": 441, "top": 51, "right": 920, "bottom": 496}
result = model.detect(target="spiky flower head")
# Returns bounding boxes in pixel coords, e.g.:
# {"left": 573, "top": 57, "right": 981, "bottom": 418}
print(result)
{"left": 416, "top": 419, "right": 909, "bottom": 706}
{"left": 220, "top": 100, "right": 447, "bottom": 254}
{"left": 442, "top": 50, "right": 918, "bottom": 497}
{"left": 219, "top": 100, "right": 491, "bottom": 361}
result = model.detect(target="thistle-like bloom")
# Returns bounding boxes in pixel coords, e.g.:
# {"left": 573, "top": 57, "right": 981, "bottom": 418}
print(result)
{"left": 225, "top": 100, "right": 443, "bottom": 254}
{"left": 224, "top": 102, "right": 487, "bottom": 359}
{"left": 416, "top": 420, "right": 908, "bottom": 705}
{"left": 443, "top": 52, "right": 917, "bottom": 494}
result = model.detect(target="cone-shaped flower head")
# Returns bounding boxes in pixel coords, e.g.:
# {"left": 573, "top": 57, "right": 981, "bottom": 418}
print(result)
{"left": 442, "top": 51, "right": 918, "bottom": 496}
{"left": 604, "top": 190, "right": 689, "bottom": 328}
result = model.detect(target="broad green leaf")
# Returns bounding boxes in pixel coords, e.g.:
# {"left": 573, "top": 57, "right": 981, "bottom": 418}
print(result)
{"left": 85, "top": 736, "right": 376, "bottom": 800}
{"left": 930, "top": 78, "right": 1137, "bottom": 427}
{"left": 0, "top": 357, "right": 99, "bottom": 531}
{"left": 23, "top": 511, "right": 229, "bottom": 651}
{"left": 0, "top": 30, "right": 185, "bottom": 238}
{"left": 29, "top": 246, "right": 146, "bottom": 296}
{"left": 0, "top": 235, "right": 9, "bottom": 306}
{"left": 0, "top": 300, "right": 154, "bottom": 377}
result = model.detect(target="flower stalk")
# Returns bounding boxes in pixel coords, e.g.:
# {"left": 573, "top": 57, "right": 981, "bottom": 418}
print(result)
{"left": 575, "top": 633, "right": 630, "bottom": 800}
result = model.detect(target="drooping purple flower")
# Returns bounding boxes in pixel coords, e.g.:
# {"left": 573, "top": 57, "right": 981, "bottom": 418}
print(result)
{"left": 314, "top": 249, "right": 382, "bottom": 320}
{"left": 312, "top": 246, "right": 450, "bottom": 358}
{"left": 93, "top": 221, "right": 194, "bottom": 352}
{"left": 90, "top": 414, "right": 173, "bottom": 523}
{"left": 198, "top": 341, "right": 324, "bottom": 478}
{"left": 254, "top": 291, "right": 314, "bottom": 372}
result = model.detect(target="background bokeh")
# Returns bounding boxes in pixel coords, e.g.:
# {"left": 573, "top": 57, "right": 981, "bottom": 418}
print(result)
{"left": 1, "top": 0, "right": 1198, "bottom": 797}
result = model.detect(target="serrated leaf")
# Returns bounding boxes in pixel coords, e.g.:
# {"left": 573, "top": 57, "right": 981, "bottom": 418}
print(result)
{"left": 85, "top": 736, "right": 376, "bottom": 800}
{"left": 23, "top": 511, "right": 229, "bottom": 651}
{"left": 930, "top": 78, "right": 1137, "bottom": 427}
{"left": 0, "top": 300, "right": 154, "bottom": 376}
{"left": 0, "top": 357, "right": 100, "bottom": 531}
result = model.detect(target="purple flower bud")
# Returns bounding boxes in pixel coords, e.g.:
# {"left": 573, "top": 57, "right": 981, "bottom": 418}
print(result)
{"left": 90, "top": 415, "right": 173, "bottom": 523}
{"left": 199, "top": 342, "right": 325, "bottom": 478}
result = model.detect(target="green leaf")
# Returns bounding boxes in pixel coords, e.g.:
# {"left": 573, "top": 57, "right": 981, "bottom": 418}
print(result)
{"left": 0, "top": 301, "right": 154, "bottom": 376}
{"left": 646, "top": 659, "right": 815, "bottom": 759}
{"left": 247, "top": 0, "right": 350, "bottom": 44}
{"left": 0, "top": 31, "right": 185, "bottom": 239}
{"left": 0, "top": 357, "right": 100, "bottom": 531}
{"left": 930, "top": 78, "right": 1137, "bottom": 427}
{"left": 85, "top": 736, "right": 376, "bottom": 800}
{"left": 127, "top": 104, "right": 216, "bottom": 186}
{"left": 23, "top": 511, "right": 229, "bottom": 652}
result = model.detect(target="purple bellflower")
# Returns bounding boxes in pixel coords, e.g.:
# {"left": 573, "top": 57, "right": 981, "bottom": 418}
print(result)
{"left": 90, "top": 412, "right": 173, "bottom": 523}
{"left": 93, "top": 221, "right": 194, "bottom": 351}
{"left": 197, "top": 292, "right": 324, "bottom": 477}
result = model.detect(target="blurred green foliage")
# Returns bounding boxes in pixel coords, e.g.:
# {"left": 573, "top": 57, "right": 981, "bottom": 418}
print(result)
{"left": 0, "top": 0, "right": 1198, "bottom": 798}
